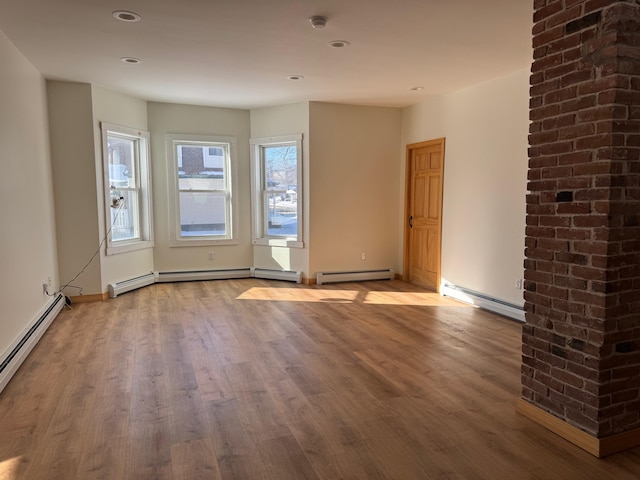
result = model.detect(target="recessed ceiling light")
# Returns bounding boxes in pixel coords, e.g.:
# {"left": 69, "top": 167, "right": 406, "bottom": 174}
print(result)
{"left": 328, "top": 40, "right": 351, "bottom": 48}
{"left": 410, "top": 86, "right": 425, "bottom": 91}
{"left": 287, "top": 75, "right": 304, "bottom": 81}
{"left": 120, "top": 57, "right": 141, "bottom": 64}
{"left": 113, "top": 10, "right": 141, "bottom": 22}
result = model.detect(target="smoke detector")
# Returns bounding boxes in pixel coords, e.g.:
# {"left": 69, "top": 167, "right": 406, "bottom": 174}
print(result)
{"left": 309, "top": 16, "right": 327, "bottom": 29}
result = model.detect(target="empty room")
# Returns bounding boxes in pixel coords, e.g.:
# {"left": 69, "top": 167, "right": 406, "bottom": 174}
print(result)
{"left": 1, "top": 0, "right": 640, "bottom": 478}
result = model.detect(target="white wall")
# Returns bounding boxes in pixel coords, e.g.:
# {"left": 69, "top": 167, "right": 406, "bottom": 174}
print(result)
{"left": 401, "top": 69, "right": 529, "bottom": 305}
{"left": 309, "top": 102, "right": 402, "bottom": 277}
{"left": 47, "top": 81, "right": 103, "bottom": 296}
{"left": 0, "top": 31, "right": 59, "bottom": 356}
{"left": 91, "top": 86, "right": 154, "bottom": 288}
{"left": 250, "top": 103, "right": 310, "bottom": 275}
{"left": 147, "top": 102, "right": 253, "bottom": 272}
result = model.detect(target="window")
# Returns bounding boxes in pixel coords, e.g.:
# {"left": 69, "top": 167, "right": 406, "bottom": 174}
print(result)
{"left": 166, "top": 134, "right": 237, "bottom": 246}
{"left": 101, "top": 122, "right": 153, "bottom": 255}
{"left": 250, "top": 134, "right": 303, "bottom": 247}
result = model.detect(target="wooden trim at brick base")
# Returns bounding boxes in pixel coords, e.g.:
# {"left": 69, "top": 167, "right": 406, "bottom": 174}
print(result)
{"left": 69, "top": 292, "right": 109, "bottom": 303}
{"left": 517, "top": 398, "right": 640, "bottom": 458}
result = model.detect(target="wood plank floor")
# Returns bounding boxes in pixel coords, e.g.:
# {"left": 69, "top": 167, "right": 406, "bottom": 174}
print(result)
{"left": 1, "top": 279, "right": 640, "bottom": 479}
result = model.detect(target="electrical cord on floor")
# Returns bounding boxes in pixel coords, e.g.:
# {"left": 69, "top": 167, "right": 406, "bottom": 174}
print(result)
{"left": 55, "top": 198, "right": 125, "bottom": 299}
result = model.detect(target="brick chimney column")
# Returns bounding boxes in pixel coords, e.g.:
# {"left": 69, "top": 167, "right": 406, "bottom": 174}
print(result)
{"left": 520, "top": 0, "right": 640, "bottom": 457}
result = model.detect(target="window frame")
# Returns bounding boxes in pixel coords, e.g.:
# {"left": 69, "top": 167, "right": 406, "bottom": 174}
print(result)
{"left": 250, "top": 134, "right": 303, "bottom": 248}
{"left": 101, "top": 122, "right": 154, "bottom": 255}
{"left": 166, "top": 133, "right": 238, "bottom": 247}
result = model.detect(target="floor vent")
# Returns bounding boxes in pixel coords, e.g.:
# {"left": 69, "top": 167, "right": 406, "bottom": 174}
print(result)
{"left": 316, "top": 269, "right": 394, "bottom": 285}
{"left": 251, "top": 268, "right": 302, "bottom": 283}
{"left": 108, "top": 272, "right": 156, "bottom": 298}
{"left": 441, "top": 283, "right": 525, "bottom": 322}
{"left": 0, "top": 293, "right": 65, "bottom": 394}
{"left": 156, "top": 268, "right": 252, "bottom": 283}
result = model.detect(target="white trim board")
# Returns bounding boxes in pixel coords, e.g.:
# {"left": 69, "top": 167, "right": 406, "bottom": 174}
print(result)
{"left": 0, "top": 293, "right": 65, "bottom": 394}
{"left": 441, "top": 283, "right": 525, "bottom": 322}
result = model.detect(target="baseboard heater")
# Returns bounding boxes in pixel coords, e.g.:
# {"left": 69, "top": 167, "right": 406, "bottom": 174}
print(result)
{"left": 316, "top": 269, "right": 394, "bottom": 285}
{"left": 441, "top": 283, "right": 525, "bottom": 322}
{"left": 251, "top": 268, "right": 302, "bottom": 283}
{"left": 155, "top": 268, "right": 252, "bottom": 284}
{"left": 109, "top": 267, "right": 303, "bottom": 298}
{"left": 0, "top": 293, "right": 65, "bottom": 394}
{"left": 108, "top": 272, "right": 156, "bottom": 298}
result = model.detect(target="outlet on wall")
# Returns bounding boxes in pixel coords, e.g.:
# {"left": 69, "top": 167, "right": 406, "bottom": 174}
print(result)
{"left": 515, "top": 278, "right": 523, "bottom": 290}
{"left": 361, "top": 252, "right": 366, "bottom": 260}
{"left": 208, "top": 252, "right": 214, "bottom": 261}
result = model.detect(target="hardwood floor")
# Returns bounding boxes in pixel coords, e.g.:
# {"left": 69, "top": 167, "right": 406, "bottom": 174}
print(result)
{"left": 1, "top": 279, "right": 639, "bottom": 479}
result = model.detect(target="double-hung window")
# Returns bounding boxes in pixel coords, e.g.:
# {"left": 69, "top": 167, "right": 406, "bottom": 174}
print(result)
{"left": 250, "top": 134, "right": 303, "bottom": 247}
{"left": 101, "top": 122, "right": 153, "bottom": 255}
{"left": 167, "top": 134, "right": 237, "bottom": 246}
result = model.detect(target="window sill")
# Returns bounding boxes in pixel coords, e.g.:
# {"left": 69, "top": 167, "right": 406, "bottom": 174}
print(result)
{"left": 169, "top": 237, "right": 239, "bottom": 247}
{"left": 106, "top": 239, "right": 154, "bottom": 256}
{"left": 253, "top": 238, "right": 304, "bottom": 249}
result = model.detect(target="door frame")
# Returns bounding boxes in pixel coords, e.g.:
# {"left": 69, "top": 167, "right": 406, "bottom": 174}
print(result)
{"left": 403, "top": 138, "right": 446, "bottom": 291}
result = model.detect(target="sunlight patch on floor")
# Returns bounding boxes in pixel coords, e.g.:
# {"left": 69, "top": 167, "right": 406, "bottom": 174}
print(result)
{"left": 236, "top": 287, "right": 474, "bottom": 307}
{"left": 237, "top": 287, "right": 359, "bottom": 303}
{"left": 0, "top": 456, "right": 22, "bottom": 480}
{"left": 363, "top": 291, "right": 474, "bottom": 307}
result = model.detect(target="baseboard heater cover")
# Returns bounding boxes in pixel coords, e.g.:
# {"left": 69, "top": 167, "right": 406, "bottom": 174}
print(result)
{"left": 156, "top": 268, "right": 252, "bottom": 283}
{"left": 109, "top": 267, "right": 300, "bottom": 298}
{"left": 0, "top": 293, "right": 65, "bottom": 394}
{"left": 251, "top": 268, "right": 302, "bottom": 283}
{"left": 441, "top": 283, "right": 525, "bottom": 322}
{"left": 316, "top": 269, "right": 394, "bottom": 285}
{"left": 108, "top": 271, "right": 156, "bottom": 298}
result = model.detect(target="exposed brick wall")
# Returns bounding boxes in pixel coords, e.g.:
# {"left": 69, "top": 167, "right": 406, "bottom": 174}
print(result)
{"left": 523, "top": 0, "right": 640, "bottom": 438}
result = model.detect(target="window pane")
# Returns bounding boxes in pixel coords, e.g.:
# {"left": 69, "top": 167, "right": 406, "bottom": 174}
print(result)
{"left": 265, "top": 192, "right": 297, "bottom": 236}
{"left": 111, "top": 190, "right": 139, "bottom": 241}
{"left": 179, "top": 191, "right": 227, "bottom": 236}
{"left": 205, "top": 147, "right": 224, "bottom": 168}
{"left": 264, "top": 145, "right": 297, "bottom": 194}
{"left": 107, "top": 135, "right": 136, "bottom": 188}
{"left": 177, "top": 144, "right": 225, "bottom": 183}
{"left": 178, "top": 176, "right": 224, "bottom": 191}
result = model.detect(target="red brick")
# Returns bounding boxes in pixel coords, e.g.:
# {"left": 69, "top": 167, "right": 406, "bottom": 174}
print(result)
{"left": 534, "top": 25, "right": 569, "bottom": 48}
{"left": 542, "top": 114, "right": 576, "bottom": 130}
{"left": 558, "top": 177, "right": 592, "bottom": 189}
{"left": 559, "top": 95, "right": 597, "bottom": 114}
{"left": 534, "top": 1, "right": 565, "bottom": 23}
{"left": 532, "top": 53, "right": 563, "bottom": 73}
{"left": 557, "top": 202, "right": 591, "bottom": 214}
{"left": 525, "top": 0, "right": 640, "bottom": 439}
{"left": 547, "top": 5, "right": 583, "bottom": 28}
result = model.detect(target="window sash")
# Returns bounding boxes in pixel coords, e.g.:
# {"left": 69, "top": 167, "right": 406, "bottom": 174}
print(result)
{"left": 107, "top": 134, "right": 140, "bottom": 243}
{"left": 110, "top": 189, "right": 141, "bottom": 241}
{"left": 250, "top": 134, "right": 303, "bottom": 247}
{"left": 101, "top": 122, "right": 153, "bottom": 255}
{"left": 167, "top": 135, "right": 237, "bottom": 246}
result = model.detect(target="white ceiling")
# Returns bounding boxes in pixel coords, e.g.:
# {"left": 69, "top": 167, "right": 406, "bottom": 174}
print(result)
{"left": 0, "top": 0, "right": 533, "bottom": 109}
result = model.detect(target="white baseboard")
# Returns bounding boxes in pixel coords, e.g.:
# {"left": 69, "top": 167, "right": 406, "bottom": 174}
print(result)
{"left": 252, "top": 268, "right": 302, "bottom": 283}
{"left": 317, "top": 269, "right": 394, "bottom": 285}
{"left": 441, "top": 283, "right": 525, "bottom": 322}
{"left": 108, "top": 272, "right": 156, "bottom": 298}
{"left": 156, "top": 268, "right": 252, "bottom": 283}
{"left": 0, "top": 293, "right": 65, "bottom": 393}
{"left": 109, "top": 267, "right": 304, "bottom": 298}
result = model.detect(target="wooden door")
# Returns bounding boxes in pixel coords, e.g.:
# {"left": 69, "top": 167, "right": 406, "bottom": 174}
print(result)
{"left": 404, "top": 139, "right": 445, "bottom": 292}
